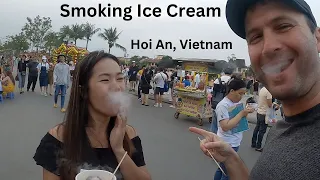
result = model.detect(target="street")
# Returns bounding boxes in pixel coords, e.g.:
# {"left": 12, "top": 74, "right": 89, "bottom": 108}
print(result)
{"left": 0, "top": 88, "right": 267, "bottom": 179}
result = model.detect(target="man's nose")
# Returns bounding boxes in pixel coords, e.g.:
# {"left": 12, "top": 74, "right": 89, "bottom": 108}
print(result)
{"left": 261, "top": 31, "right": 283, "bottom": 58}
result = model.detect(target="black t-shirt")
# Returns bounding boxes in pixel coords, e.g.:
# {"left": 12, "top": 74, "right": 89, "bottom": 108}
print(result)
{"left": 33, "top": 133, "right": 146, "bottom": 179}
{"left": 129, "top": 66, "right": 139, "bottom": 81}
{"left": 253, "top": 82, "right": 259, "bottom": 92}
{"left": 27, "top": 61, "right": 39, "bottom": 76}
{"left": 17, "top": 60, "right": 27, "bottom": 72}
{"left": 250, "top": 104, "right": 320, "bottom": 180}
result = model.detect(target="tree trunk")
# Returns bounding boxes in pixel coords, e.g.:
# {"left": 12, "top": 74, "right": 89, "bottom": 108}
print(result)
{"left": 74, "top": 39, "right": 77, "bottom": 46}
{"left": 86, "top": 39, "right": 89, "bottom": 50}
{"left": 108, "top": 48, "right": 110, "bottom": 53}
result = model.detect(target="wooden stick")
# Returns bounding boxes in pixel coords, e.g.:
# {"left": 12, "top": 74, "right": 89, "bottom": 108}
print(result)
{"left": 197, "top": 137, "right": 227, "bottom": 176}
{"left": 110, "top": 151, "right": 128, "bottom": 180}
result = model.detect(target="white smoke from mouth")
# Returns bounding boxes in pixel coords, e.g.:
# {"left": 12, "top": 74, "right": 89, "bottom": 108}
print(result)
{"left": 261, "top": 59, "right": 291, "bottom": 74}
{"left": 107, "top": 91, "right": 131, "bottom": 117}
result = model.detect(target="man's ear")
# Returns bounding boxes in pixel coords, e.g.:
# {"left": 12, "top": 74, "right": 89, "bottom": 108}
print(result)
{"left": 315, "top": 27, "right": 320, "bottom": 53}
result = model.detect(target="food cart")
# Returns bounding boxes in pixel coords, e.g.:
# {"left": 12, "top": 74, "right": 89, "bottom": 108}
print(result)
{"left": 173, "top": 59, "right": 216, "bottom": 126}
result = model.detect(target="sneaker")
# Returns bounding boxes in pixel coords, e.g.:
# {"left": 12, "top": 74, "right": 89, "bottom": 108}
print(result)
{"left": 61, "top": 108, "right": 66, "bottom": 113}
{"left": 154, "top": 104, "right": 159, "bottom": 107}
{"left": 53, "top": 104, "right": 58, "bottom": 108}
{"left": 159, "top": 103, "right": 163, "bottom": 107}
{"left": 255, "top": 148, "right": 263, "bottom": 152}
{"left": 169, "top": 105, "right": 176, "bottom": 108}
{"left": 44, "top": 93, "right": 48, "bottom": 97}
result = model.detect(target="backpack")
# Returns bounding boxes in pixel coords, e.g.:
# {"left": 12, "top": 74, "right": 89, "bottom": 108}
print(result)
{"left": 160, "top": 73, "right": 169, "bottom": 92}
{"left": 211, "top": 78, "right": 227, "bottom": 109}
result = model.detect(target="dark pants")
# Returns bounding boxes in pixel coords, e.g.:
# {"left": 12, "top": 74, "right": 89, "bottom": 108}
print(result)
{"left": 214, "top": 146, "right": 239, "bottom": 180}
{"left": 27, "top": 75, "right": 37, "bottom": 91}
{"left": 251, "top": 113, "right": 268, "bottom": 149}
{"left": 138, "top": 81, "right": 142, "bottom": 99}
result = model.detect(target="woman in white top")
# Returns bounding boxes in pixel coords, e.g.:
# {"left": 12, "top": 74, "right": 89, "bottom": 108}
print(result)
{"left": 37, "top": 56, "right": 50, "bottom": 96}
{"left": 213, "top": 75, "right": 254, "bottom": 180}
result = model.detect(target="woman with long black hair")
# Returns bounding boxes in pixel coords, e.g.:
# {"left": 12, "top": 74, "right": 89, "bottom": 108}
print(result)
{"left": 33, "top": 51, "right": 151, "bottom": 180}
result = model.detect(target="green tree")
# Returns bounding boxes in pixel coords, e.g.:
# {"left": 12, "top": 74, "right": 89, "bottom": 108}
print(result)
{"left": 3, "top": 32, "right": 29, "bottom": 56}
{"left": 98, "top": 27, "right": 126, "bottom": 53}
{"left": 59, "top": 25, "right": 72, "bottom": 39}
{"left": 43, "top": 32, "right": 63, "bottom": 54}
{"left": 83, "top": 22, "right": 100, "bottom": 50}
{"left": 130, "top": 55, "right": 142, "bottom": 64}
{"left": 158, "top": 56, "right": 175, "bottom": 68}
{"left": 70, "top": 24, "right": 85, "bottom": 45}
{"left": 22, "top": 15, "right": 52, "bottom": 52}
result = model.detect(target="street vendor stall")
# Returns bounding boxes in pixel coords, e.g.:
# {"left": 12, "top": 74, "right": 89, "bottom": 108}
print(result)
{"left": 173, "top": 59, "right": 217, "bottom": 126}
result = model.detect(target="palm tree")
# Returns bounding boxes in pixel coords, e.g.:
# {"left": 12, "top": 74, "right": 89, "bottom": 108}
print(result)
{"left": 83, "top": 22, "right": 100, "bottom": 50}
{"left": 60, "top": 24, "right": 85, "bottom": 45}
{"left": 59, "top": 25, "right": 72, "bottom": 42}
{"left": 43, "top": 32, "right": 63, "bottom": 54}
{"left": 98, "top": 27, "right": 126, "bottom": 53}
{"left": 70, "top": 24, "right": 85, "bottom": 45}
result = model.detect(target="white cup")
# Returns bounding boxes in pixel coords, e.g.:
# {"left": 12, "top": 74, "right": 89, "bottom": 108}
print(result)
{"left": 75, "top": 169, "right": 117, "bottom": 180}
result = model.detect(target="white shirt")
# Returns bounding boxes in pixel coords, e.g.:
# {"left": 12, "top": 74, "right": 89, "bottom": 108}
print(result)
{"left": 0, "top": 82, "right": 2, "bottom": 91}
{"left": 154, "top": 72, "right": 167, "bottom": 88}
{"left": 37, "top": 62, "right": 49, "bottom": 71}
{"left": 216, "top": 97, "right": 243, "bottom": 147}
{"left": 195, "top": 74, "right": 201, "bottom": 88}
{"left": 214, "top": 75, "right": 231, "bottom": 84}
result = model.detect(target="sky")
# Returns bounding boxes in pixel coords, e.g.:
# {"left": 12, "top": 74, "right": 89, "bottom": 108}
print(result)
{"left": 0, "top": 0, "right": 319, "bottom": 66}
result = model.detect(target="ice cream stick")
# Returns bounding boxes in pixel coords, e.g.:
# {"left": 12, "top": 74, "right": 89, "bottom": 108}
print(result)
{"left": 198, "top": 137, "right": 227, "bottom": 176}
{"left": 110, "top": 151, "right": 128, "bottom": 180}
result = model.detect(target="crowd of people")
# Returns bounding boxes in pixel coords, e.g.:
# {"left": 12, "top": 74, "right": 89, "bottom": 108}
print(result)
{"left": 0, "top": 54, "right": 72, "bottom": 112}
{"left": 3, "top": 0, "right": 320, "bottom": 179}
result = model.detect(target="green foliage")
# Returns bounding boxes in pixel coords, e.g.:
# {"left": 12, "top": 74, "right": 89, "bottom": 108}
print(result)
{"left": 43, "top": 32, "right": 63, "bottom": 53}
{"left": 2, "top": 32, "right": 29, "bottom": 55}
{"left": 158, "top": 55, "right": 175, "bottom": 68}
{"left": 22, "top": 15, "right": 52, "bottom": 51}
{"left": 83, "top": 22, "right": 100, "bottom": 50}
{"left": 99, "top": 27, "right": 126, "bottom": 53}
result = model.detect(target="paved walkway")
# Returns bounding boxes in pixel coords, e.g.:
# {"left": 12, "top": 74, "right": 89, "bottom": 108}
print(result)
{"left": 0, "top": 84, "right": 267, "bottom": 179}
{"left": 127, "top": 88, "right": 283, "bottom": 125}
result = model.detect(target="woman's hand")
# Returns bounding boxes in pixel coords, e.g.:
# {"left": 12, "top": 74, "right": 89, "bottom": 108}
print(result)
{"left": 189, "top": 127, "right": 238, "bottom": 163}
{"left": 110, "top": 114, "right": 127, "bottom": 154}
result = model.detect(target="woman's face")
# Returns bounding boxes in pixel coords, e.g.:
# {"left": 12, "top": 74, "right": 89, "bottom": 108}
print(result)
{"left": 230, "top": 88, "right": 247, "bottom": 103}
{"left": 88, "top": 58, "right": 125, "bottom": 116}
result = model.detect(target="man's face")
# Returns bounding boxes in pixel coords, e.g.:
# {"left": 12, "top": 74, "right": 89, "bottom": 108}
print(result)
{"left": 59, "top": 56, "right": 65, "bottom": 62}
{"left": 245, "top": 2, "right": 320, "bottom": 100}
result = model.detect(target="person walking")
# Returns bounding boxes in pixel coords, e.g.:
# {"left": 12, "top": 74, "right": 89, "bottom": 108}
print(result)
{"left": 53, "top": 54, "right": 70, "bottom": 113}
{"left": 140, "top": 67, "right": 152, "bottom": 106}
{"left": 37, "top": 56, "right": 50, "bottom": 96}
{"left": 190, "top": 0, "right": 320, "bottom": 179}
{"left": 153, "top": 67, "right": 167, "bottom": 107}
{"left": 17, "top": 55, "right": 27, "bottom": 94}
{"left": 26, "top": 57, "right": 39, "bottom": 92}
{"left": 48, "top": 62, "right": 54, "bottom": 96}
{"left": 251, "top": 85, "right": 272, "bottom": 152}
